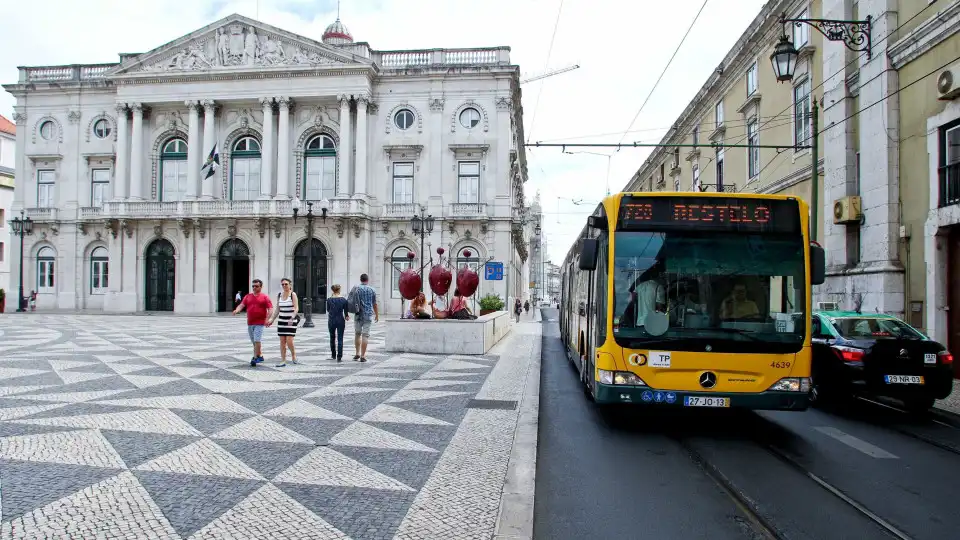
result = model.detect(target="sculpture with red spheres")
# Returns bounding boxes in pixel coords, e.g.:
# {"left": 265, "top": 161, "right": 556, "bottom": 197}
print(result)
{"left": 456, "top": 249, "right": 480, "bottom": 297}
{"left": 428, "top": 247, "right": 453, "bottom": 296}
{"left": 397, "top": 251, "right": 422, "bottom": 300}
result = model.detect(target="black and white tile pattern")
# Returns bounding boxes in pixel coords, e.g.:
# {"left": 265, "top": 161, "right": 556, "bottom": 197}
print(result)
{"left": 0, "top": 314, "right": 523, "bottom": 540}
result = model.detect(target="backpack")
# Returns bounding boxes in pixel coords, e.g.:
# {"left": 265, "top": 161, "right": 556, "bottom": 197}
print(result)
{"left": 346, "top": 286, "right": 360, "bottom": 315}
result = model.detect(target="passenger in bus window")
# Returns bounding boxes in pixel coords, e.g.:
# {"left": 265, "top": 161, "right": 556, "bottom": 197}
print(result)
{"left": 623, "top": 260, "right": 666, "bottom": 328}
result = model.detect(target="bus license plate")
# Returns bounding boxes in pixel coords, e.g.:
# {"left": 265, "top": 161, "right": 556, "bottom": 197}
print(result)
{"left": 684, "top": 396, "right": 730, "bottom": 407}
{"left": 885, "top": 375, "right": 924, "bottom": 385}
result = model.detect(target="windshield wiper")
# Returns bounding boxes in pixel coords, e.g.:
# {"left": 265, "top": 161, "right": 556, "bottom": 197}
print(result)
{"left": 701, "top": 328, "right": 765, "bottom": 342}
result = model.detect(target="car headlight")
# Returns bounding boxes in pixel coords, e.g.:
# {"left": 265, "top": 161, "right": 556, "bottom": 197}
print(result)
{"left": 598, "top": 369, "right": 647, "bottom": 386}
{"left": 768, "top": 377, "right": 811, "bottom": 392}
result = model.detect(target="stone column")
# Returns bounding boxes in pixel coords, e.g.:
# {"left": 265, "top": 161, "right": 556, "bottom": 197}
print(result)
{"left": 129, "top": 103, "right": 145, "bottom": 200}
{"left": 114, "top": 104, "right": 129, "bottom": 200}
{"left": 337, "top": 94, "right": 352, "bottom": 197}
{"left": 276, "top": 97, "right": 291, "bottom": 199}
{"left": 201, "top": 100, "right": 218, "bottom": 199}
{"left": 185, "top": 101, "right": 201, "bottom": 199}
{"left": 260, "top": 97, "right": 275, "bottom": 199}
{"left": 354, "top": 94, "right": 369, "bottom": 196}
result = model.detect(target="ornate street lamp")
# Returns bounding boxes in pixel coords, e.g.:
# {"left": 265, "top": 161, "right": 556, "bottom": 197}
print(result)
{"left": 770, "top": 35, "right": 799, "bottom": 83}
{"left": 772, "top": 13, "right": 872, "bottom": 84}
{"left": 10, "top": 210, "right": 34, "bottom": 312}
{"left": 410, "top": 206, "right": 435, "bottom": 292}
{"left": 291, "top": 197, "right": 329, "bottom": 328}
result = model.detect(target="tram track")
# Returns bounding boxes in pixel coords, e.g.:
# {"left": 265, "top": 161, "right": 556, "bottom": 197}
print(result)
{"left": 672, "top": 413, "right": 915, "bottom": 540}
{"left": 852, "top": 397, "right": 960, "bottom": 458}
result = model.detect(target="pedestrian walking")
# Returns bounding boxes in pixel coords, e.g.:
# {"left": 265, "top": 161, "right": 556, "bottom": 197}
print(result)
{"left": 524, "top": 300, "right": 530, "bottom": 317}
{"left": 346, "top": 273, "right": 379, "bottom": 363}
{"left": 326, "top": 284, "right": 349, "bottom": 362}
{"left": 268, "top": 277, "right": 299, "bottom": 367}
{"left": 514, "top": 298, "right": 522, "bottom": 322}
{"left": 232, "top": 279, "right": 273, "bottom": 367}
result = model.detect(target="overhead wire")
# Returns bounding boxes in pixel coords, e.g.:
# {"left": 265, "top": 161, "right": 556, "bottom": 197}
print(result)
{"left": 616, "top": 0, "right": 711, "bottom": 147}
{"left": 525, "top": 0, "right": 566, "bottom": 143}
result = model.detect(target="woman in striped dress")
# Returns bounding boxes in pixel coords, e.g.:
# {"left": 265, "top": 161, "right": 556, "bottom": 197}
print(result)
{"left": 268, "top": 278, "right": 299, "bottom": 367}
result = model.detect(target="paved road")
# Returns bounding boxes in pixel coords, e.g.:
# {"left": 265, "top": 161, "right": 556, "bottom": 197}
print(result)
{"left": 534, "top": 308, "right": 960, "bottom": 540}
{"left": 0, "top": 313, "right": 539, "bottom": 539}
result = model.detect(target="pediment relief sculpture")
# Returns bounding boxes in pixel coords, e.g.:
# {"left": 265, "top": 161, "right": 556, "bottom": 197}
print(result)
{"left": 136, "top": 24, "right": 351, "bottom": 73}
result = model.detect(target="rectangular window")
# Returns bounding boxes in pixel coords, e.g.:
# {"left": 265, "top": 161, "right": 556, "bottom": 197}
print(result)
{"left": 304, "top": 156, "right": 336, "bottom": 200}
{"left": 392, "top": 162, "right": 414, "bottom": 203}
{"left": 793, "top": 10, "right": 810, "bottom": 47}
{"left": 0, "top": 208, "right": 4, "bottom": 227}
{"left": 659, "top": 163, "right": 665, "bottom": 185}
{"left": 458, "top": 161, "right": 480, "bottom": 203}
{"left": 716, "top": 148, "right": 725, "bottom": 190}
{"left": 794, "top": 78, "right": 812, "bottom": 147}
{"left": 91, "top": 259, "right": 109, "bottom": 293}
{"left": 37, "top": 170, "right": 55, "bottom": 208}
{"left": 161, "top": 160, "right": 188, "bottom": 202}
{"left": 91, "top": 168, "right": 111, "bottom": 207}
{"left": 747, "top": 120, "right": 760, "bottom": 179}
{"left": 38, "top": 259, "right": 55, "bottom": 291}
{"left": 746, "top": 62, "right": 758, "bottom": 96}
{"left": 231, "top": 158, "right": 262, "bottom": 201}
{"left": 692, "top": 125, "right": 700, "bottom": 146}
{"left": 715, "top": 101, "right": 724, "bottom": 126}
{"left": 673, "top": 149, "right": 680, "bottom": 168}
{"left": 692, "top": 162, "right": 700, "bottom": 191}
{"left": 0, "top": 241, "right": 4, "bottom": 262}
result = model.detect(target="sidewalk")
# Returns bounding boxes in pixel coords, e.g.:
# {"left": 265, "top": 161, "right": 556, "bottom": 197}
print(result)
{"left": 935, "top": 379, "right": 960, "bottom": 416}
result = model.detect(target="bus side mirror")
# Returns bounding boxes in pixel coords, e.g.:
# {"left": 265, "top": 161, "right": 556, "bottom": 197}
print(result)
{"left": 579, "top": 238, "right": 599, "bottom": 271}
{"left": 810, "top": 243, "right": 825, "bottom": 285}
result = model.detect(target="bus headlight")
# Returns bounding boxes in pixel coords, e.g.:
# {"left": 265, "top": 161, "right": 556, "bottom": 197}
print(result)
{"left": 768, "top": 377, "right": 811, "bottom": 392}
{"left": 598, "top": 369, "right": 647, "bottom": 386}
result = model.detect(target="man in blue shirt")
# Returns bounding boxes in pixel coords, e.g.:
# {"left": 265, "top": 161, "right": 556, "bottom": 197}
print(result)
{"left": 350, "top": 273, "right": 379, "bottom": 362}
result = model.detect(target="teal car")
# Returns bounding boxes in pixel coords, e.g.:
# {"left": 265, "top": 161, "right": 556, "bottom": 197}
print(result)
{"left": 810, "top": 311, "right": 954, "bottom": 412}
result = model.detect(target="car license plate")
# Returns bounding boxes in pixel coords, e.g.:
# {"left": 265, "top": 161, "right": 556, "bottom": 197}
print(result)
{"left": 684, "top": 396, "right": 730, "bottom": 407}
{"left": 884, "top": 375, "right": 924, "bottom": 384}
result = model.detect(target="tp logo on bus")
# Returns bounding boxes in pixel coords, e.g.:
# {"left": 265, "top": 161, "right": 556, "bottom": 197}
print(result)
{"left": 628, "top": 353, "right": 647, "bottom": 366}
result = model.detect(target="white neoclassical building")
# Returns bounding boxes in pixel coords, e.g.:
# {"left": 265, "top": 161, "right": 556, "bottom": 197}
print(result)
{"left": 3, "top": 13, "right": 532, "bottom": 315}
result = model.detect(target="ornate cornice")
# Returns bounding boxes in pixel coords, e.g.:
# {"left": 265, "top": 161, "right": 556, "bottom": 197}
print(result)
{"left": 890, "top": 0, "right": 960, "bottom": 69}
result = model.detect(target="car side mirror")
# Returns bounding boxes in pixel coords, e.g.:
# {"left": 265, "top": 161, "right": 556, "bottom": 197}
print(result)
{"left": 810, "top": 243, "right": 825, "bottom": 286}
{"left": 579, "top": 238, "right": 599, "bottom": 271}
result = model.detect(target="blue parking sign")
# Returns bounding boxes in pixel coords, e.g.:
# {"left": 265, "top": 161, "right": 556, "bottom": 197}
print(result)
{"left": 485, "top": 262, "right": 504, "bottom": 280}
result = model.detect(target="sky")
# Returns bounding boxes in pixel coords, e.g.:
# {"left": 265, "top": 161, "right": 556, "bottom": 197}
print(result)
{"left": 0, "top": 0, "right": 767, "bottom": 264}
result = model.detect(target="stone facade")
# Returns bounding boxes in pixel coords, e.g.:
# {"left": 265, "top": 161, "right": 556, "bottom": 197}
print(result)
{"left": 2, "top": 13, "right": 531, "bottom": 315}
{"left": 0, "top": 115, "right": 14, "bottom": 299}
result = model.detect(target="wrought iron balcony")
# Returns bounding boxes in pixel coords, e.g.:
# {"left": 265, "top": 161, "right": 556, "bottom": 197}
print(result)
{"left": 938, "top": 163, "right": 960, "bottom": 208}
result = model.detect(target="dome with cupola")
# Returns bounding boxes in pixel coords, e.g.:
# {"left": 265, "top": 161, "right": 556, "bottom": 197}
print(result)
{"left": 322, "top": 17, "right": 353, "bottom": 45}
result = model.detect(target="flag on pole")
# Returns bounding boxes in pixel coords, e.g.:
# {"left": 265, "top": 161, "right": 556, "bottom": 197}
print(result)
{"left": 201, "top": 143, "right": 220, "bottom": 180}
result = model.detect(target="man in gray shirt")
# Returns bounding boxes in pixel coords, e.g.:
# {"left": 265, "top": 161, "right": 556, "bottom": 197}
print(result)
{"left": 349, "top": 273, "right": 379, "bottom": 362}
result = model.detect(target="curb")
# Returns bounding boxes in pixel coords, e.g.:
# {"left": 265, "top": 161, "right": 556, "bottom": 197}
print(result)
{"left": 492, "top": 314, "right": 542, "bottom": 540}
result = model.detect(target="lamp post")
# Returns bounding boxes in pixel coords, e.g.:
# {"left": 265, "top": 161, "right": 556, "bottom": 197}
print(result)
{"left": 410, "top": 206, "right": 435, "bottom": 292}
{"left": 291, "top": 196, "right": 328, "bottom": 328}
{"left": 10, "top": 210, "right": 34, "bottom": 312}
{"left": 770, "top": 13, "right": 872, "bottom": 244}
{"left": 535, "top": 224, "right": 543, "bottom": 303}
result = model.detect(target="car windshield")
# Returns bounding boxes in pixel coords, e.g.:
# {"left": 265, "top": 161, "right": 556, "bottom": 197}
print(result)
{"left": 829, "top": 317, "right": 926, "bottom": 340}
{"left": 612, "top": 231, "right": 806, "bottom": 353}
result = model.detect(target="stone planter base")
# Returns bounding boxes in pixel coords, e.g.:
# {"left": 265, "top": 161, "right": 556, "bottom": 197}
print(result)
{"left": 385, "top": 311, "right": 512, "bottom": 355}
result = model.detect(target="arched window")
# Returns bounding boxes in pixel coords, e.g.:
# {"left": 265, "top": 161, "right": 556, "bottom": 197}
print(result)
{"left": 161, "top": 138, "right": 188, "bottom": 202}
{"left": 37, "top": 246, "right": 55, "bottom": 292}
{"left": 231, "top": 137, "right": 262, "bottom": 201}
{"left": 391, "top": 247, "right": 413, "bottom": 299}
{"left": 304, "top": 134, "right": 336, "bottom": 200}
{"left": 90, "top": 246, "right": 109, "bottom": 294}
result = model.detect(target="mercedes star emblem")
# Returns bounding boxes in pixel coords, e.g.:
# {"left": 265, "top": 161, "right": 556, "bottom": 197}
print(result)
{"left": 699, "top": 372, "right": 717, "bottom": 389}
{"left": 900, "top": 349, "right": 909, "bottom": 357}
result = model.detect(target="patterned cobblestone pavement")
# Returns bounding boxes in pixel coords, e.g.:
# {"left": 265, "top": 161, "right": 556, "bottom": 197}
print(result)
{"left": 0, "top": 314, "right": 537, "bottom": 539}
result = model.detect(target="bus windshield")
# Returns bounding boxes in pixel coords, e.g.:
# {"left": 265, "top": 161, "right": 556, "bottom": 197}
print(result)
{"left": 612, "top": 231, "right": 806, "bottom": 353}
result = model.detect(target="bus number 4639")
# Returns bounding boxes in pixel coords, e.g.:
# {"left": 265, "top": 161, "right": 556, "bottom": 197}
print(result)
{"left": 770, "top": 361, "right": 792, "bottom": 369}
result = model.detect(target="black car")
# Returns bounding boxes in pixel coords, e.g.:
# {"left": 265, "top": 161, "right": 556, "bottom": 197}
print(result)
{"left": 810, "top": 311, "right": 954, "bottom": 411}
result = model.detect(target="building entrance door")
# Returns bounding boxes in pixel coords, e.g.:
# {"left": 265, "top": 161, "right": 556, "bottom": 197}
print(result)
{"left": 948, "top": 226, "right": 960, "bottom": 379}
{"left": 145, "top": 239, "right": 175, "bottom": 311}
{"left": 217, "top": 238, "right": 251, "bottom": 312}
{"left": 294, "top": 238, "right": 327, "bottom": 314}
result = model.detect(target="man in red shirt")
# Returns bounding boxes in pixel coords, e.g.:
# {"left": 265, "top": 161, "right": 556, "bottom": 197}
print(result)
{"left": 233, "top": 279, "right": 273, "bottom": 366}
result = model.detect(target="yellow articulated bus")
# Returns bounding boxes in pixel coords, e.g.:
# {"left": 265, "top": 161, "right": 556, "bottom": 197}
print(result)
{"left": 559, "top": 192, "right": 826, "bottom": 410}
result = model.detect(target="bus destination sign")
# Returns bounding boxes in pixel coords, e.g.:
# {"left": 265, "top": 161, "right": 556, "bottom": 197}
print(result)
{"left": 617, "top": 196, "right": 801, "bottom": 233}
